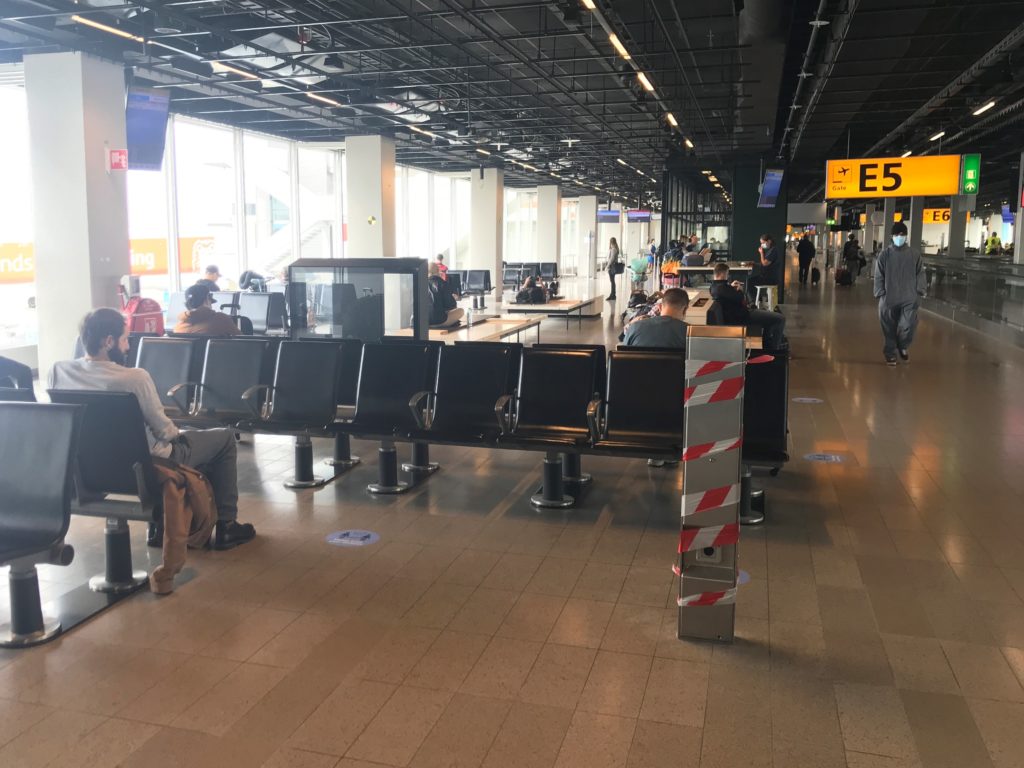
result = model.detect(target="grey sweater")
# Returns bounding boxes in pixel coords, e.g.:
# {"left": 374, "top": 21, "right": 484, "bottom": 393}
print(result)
{"left": 873, "top": 244, "right": 925, "bottom": 308}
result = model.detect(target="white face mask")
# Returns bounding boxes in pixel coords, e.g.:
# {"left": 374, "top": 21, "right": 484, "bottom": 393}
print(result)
{"left": 760, "top": 241, "right": 767, "bottom": 249}
{"left": 893, "top": 235, "right": 907, "bottom": 247}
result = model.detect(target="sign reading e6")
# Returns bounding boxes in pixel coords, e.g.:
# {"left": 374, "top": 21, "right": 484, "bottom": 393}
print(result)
{"left": 825, "top": 155, "right": 962, "bottom": 199}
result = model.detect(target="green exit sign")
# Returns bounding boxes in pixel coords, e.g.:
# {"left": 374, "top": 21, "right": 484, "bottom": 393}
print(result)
{"left": 826, "top": 218, "right": 836, "bottom": 225}
{"left": 960, "top": 154, "right": 981, "bottom": 195}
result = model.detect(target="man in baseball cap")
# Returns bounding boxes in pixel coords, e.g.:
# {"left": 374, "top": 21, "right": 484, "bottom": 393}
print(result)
{"left": 174, "top": 284, "right": 239, "bottom": 336}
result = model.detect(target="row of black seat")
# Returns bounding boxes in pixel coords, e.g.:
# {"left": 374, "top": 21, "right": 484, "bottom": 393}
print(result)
{"left": 446, "top": 269, "right": 492, "bottom": 297}
{"left": 502, "top": 262, "right": 558, "bottom": 288}
{"left": 165, "top": 290, "right": 288, "bottom": 333}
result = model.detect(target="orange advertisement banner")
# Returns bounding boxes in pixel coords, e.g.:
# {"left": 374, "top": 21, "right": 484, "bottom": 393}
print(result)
{"left": 129, "top": 239, "right": 169, "bottom": 276}
{"left": 0, "top": 243, "right": 35, "bottom": 284}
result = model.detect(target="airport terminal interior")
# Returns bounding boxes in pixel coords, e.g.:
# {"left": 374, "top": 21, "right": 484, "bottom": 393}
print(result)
{"left": 2, "top": 1, "right": 1024, "bottom": 766}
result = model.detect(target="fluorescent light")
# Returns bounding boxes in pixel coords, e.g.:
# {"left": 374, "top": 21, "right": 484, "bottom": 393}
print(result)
{"left": 211, "top": 61, "right": 260, "bottom": 80}
{"left": 973, "top": 100, "right": 996, "bottom": 116}
{"left": 410, "top": 125, "right": 441, "bottom": 140}
{"left": 475, "top": 148, "right": 491, "bottom": 156}
{"left": 636, "top": 169, "right": 644, "bottom": 176}
{"left": 608, "top": 33, "right": 631, "bottom": 61}
{"left": 666, "top": 112, "right": 678, "bottom": 128}
{"left": 71, "top": 14, "right": 144, "bottom": 43}
{"left": 616, "top": 158, "right": 628, "bottom": 166}
{"left": 708, "top": 175, "right": 718, "bottom": 182}
{"left": 900, "top": 150, "right": 912, "bottom": 158}
{"left": 307, "top": 92, "right": 341, "bottom": 107}
{"left": 637, "top": 72, "right": 655, "bottom": 92}
{"left": 929, "top": 131, "right": 945, "bottom": 141}
{"left": 581, "top": 0, "right": 596, "bottom": 9}
{"left": 701, "top": 170, "right": 712, "bottom": 175}
{"left": 684, "top": 138, "right": 694, "bottom": 149}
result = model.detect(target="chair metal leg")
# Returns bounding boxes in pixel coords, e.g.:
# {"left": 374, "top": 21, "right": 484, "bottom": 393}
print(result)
{"left": 561, "top": 453, "right": 592, "bottom": 485}
{"left": 89, "top": 518, "right": 147, "bottom": 594}
{"left": 368, "top": 442, "right": 410, "bottom": 494}
{"left": 0, "top": 563, "right": 61, "bottom": 648}
{"left": 402, "top": 441, "right": 440, "bottom": 475}
{"left": 531, "top": 451, "right": 574, "bottom": 509}
{"left": 739, "top": 465, "right": 765, "bottom": 525}
{"left": 325, "top": 432, "right": 361, "bottom": 470}
{"left": 285, "top": 435, "right": 329, "bottom": 489}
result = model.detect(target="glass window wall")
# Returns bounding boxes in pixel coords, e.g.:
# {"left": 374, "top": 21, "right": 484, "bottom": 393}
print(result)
{"left": 244, "top": 132, "right": 292, "bottom": 283}
{"left": 297, "top": 146, "right": 339, "bottom": 262}
{"left": 0, "top": 85, "right": 36, "bottom": 351}
{"left": 504, "top": 189, "right": 538, "bottom": 263}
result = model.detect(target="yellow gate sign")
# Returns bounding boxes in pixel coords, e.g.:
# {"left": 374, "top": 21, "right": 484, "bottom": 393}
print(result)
{"left": 922, "top": 208, "right": 970, "bottom": 224}
{"left": 826, "top": 155, "right": 962, "bottom": 198}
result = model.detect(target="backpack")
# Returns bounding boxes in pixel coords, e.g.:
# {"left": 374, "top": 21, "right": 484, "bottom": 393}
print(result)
{"left": 628, "top": 291, "right": 648, "bottom": 308}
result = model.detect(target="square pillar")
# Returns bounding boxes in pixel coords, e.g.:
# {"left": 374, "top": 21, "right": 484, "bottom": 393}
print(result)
{"left": 537, "top": 185, "right": 561, "bottom": 267}
{"left": 24, "top": 52, "right": 129, "bottom": 375}
{"left": 882, "top": 199, "right": 896, "bottom": 245}
{"left": 948, "top": 195, "right": 973, "bottom": 259}
{"left": 469, "top": 167, "right": 504, "bottom": 301}
{"left": 863, "top": 204, "right": 876, "bottom": 252}
{"left": 1016, "top": 151, "right": 1024, "bottom": 265}
{"left": 577, "top": 195, "right": 598, "bottom": 280}
{"left": 909, "top": 197, "right": 924, "bottom": 251}
{"left": 344, "top": 135, "right": 396, "bottom": 258}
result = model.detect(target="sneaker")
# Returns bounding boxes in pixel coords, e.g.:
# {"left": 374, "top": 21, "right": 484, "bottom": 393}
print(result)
{"left": 885, "top": 356, "right": 898, "bottom": 367}
{"left": 147, "top": 521, "right": 163, "bottom": 548}
{"left": 898, "top": 349, "right": 909, "bottom": 362}
{"left": 213, "top": 520, "right": 256, "bottom": 550}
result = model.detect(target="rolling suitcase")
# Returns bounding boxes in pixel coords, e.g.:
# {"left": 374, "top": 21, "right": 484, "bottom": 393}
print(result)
{"left": 811, "top": 266, "right": 821, "bottom": 285}
{"left": 835, "top": 267, "right": 852, "bottom": 287}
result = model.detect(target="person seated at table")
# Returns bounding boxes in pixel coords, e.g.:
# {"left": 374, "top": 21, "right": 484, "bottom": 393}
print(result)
{"left": 48, "top": 308, "right": 256, "bottom": 550}
{"left": 428, "top": 262, "right": 464, "bottom": 327}
{"left": 745, "top": 233, "right": 782, "bottom": 303}
{"left": 623, "top": 287, "right": 689, "bottom": 348}
{"left": 174, "top": 284, "right": 241, "bottom": 336}
{"left": 516, "top": 275, "right": 548, "bottom": 304}
{"left": 711, "top": 263, "right": 787, "bottom": 349}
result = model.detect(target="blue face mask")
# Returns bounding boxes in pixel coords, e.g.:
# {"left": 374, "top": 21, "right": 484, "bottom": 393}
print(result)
{"left": 893, "top": 235, "right": 907, "bottom": 247}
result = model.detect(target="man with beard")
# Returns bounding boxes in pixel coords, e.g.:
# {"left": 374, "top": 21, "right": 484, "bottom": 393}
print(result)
{"left": 48, "top": 308, "right": 255, "bottom": 550}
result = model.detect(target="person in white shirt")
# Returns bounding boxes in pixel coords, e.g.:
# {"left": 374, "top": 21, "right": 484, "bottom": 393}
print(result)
{"left": 48, "top": 308, "right": 255, "bottom": 550}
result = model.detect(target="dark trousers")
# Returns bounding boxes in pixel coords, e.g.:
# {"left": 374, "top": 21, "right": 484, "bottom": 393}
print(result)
{"left": 879, "top": 301, "right": 919, "bottom": 357}
{"left": 169, "top": 428, "right": 238, "bottom": 522}
{"left": 0, "top": 355, "right": 33, "bottom": 390}
{"left": 750, "top": 308, "right": 786, "bottom": 349}
{"left": 798, "top": 258, "right": 812, "bottom": 285}
{"left": 608, "top": 270, "right": 617, "bottom": 298}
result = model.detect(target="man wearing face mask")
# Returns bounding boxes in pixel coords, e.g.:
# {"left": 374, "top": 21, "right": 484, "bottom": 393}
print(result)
{"left": 873, "top": 222, "right": 926, "bottom": 366}
{"left": 48, "top": 308, "right": 256, "bottom": 549}
{"left": 746, "top": 233, "right": 782, "bottom": 304}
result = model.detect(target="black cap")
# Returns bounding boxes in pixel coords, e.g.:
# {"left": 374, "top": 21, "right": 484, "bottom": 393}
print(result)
{"left": 891, "top": 221, "right": 908, "bottom": 236}
{"left": 185, "top": 283, "right": 215, "bottom": 310}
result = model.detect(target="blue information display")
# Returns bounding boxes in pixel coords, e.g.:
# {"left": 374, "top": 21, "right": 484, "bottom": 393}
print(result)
{"left": 326, "top": 530, "right": 380, "bottom": 547}
{"left": 757, "top": 168, "right": 785, "bottom": 209}
{"left": 126, "top": 87, "right": 170, "bottom": 171}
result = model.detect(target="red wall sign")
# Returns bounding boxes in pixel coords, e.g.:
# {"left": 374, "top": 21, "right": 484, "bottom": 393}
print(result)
{"left": 108, "top": 149, "right": 128, "bottom": 171}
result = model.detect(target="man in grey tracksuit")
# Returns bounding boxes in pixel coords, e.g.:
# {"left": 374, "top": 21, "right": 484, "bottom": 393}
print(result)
{"left": 873, "top": 221, "right": 925, "bottom": 366}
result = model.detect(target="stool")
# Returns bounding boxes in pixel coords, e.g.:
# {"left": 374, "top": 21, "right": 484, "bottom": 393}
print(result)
{"left": 754, "top": 284, "right": 778, "bottom": 311}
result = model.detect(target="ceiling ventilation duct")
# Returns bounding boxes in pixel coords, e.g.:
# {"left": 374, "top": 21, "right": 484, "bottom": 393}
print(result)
{"left": 220, "top": 33, "right": 344, "bottom": 87}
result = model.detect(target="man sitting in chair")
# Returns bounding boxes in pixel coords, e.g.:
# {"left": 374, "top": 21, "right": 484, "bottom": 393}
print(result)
{"left": 710, "top": 263, "right": 787, "bottom": 349}
{"left": 428, "top": 262, "right": 465, "bottom": 327}
{"left": 48, "top": 309, "right": 256, "bottom": 550}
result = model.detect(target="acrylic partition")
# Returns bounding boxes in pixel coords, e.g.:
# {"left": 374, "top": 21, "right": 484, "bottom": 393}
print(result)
{"left": 920, "top": 256, "right": 1024, "bottom": 347}
{"left": 286, "top": 258, "right": 430, "bottom": 342}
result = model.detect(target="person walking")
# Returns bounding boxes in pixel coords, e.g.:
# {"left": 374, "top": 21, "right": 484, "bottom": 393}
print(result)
{"left": 607, "top": 237, "right": 621, "bottom": 300}
{"left": 874, "top": 221, "right": 925, "bottom": 366}
{"left": 842, "top": 233, "right": 862, "bottom": 284}
{"left": 796, "top": 234, "right": 815, "bottom": 285}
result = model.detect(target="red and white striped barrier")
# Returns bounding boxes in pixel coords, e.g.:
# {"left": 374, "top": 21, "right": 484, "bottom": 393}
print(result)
{"left": 684, "top": 377, "right": 744, "bottom": 407}
{"left": 681, "top": 437, "right": 742, "bottom": 462}
{"left": 677, "top": 587, "right": 738, "bottom": 608}
{"left": 686, "top": 354, "right": 774, "bottom": 380}
{"left": 681, "top": 482, "right": 741, "bottom": 519}
{"left": 678, "top": 522, "right": 740, "bottom": 554}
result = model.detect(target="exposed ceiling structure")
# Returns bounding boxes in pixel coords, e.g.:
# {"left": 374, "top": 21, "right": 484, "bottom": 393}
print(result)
{"left": 1, "top": 1, "right": 1023, "bottom": 212}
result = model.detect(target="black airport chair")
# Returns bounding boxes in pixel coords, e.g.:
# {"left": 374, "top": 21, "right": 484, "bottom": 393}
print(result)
{"left": 323, "top": 338, "right": 364, "bottom": 470}
{"left": 238, "top": 293, "right": 271, "bottom": 334}
{"left": 380, "top": 338, "right": 447, "bottom": 475}
{"left": 349, "top": 342, "right": 438, "bottom": 494}
{"left": 0, "top": 402, "right": 79, "bottom": 648}
{"left": 240, "top": 341, "right": 341, "bottom": 489}
{"left": 0, "top": 387, "right": 36, "bottom": 402}
{"left": 503, "top": 268, "right": 521, "bottom": 289}
{"left": 409, "top": 342, "right": 521, "bottom": 446}
{"left": 189, "top": 338, "right": 275, "bottom": 425}
{"left": 47, "top": 390, "right": 161, "bottom": 595}
{"left": 447, "top": 272, "right": 463, "bottom": 297}
{"left": 165, "top": 292, "right": 187, "bottom": 323}
{"left": 499, "top": 347, "right": 602, "bottom": 509}
{"left": 540, "top": 262, "right": 558, "bottom": 280}
{"left": 136, "top": 336, "right": 207, "bottom": 417}
{"left": 213, "top": 291, "right": 240, "bottom": 315}
{"left": 465, "top": 270, "right": 492, "bottom": 295}
{"left": 590, "top": 350, "right": 686, "bottom": 461}
{"left": 127, "top": 332, "right": 161, "bottom": 368}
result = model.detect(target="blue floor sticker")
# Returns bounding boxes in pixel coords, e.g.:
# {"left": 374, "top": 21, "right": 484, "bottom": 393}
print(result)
{"left": 803, "top": 453, "right": 844, "bottom": 463}
{"left": 326, "top": 530, "right": 380, "bottom": 547}
{"left": 792, "top": 397, "right": 824, "bottom": 404}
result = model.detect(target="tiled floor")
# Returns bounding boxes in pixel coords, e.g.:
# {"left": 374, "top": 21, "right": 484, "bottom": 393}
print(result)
{"left": 4, "top": 257, "right": 1024, "bottom": 767}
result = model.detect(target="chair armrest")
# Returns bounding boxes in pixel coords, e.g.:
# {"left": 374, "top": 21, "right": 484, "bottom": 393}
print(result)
{"left": 241, "top": 384, "right": 274, "bottom": 420}
{"left": 586, "top": 398, "right": 604, "bottom": 443}
{"left": 408, "top": 391, "right": 433, "bottom": 430}
{"left": 167, "top": 382, "right": 201, "bottom": 417}
{"left": 494, "top": 394, "right": 513, "bottom": 434}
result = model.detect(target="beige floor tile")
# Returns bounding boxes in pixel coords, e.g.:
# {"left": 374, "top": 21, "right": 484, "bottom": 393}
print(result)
{"left": 654, "top": 609, "right": 714, "bottom": 664}
{"left": 941, "top": 641, "right": 1024, "bottom": 702}
{"left": 1004, "top": 646, "right": 1024, "bottom": 689}
{"left": 700, "top": 720, "right": 771, "bottom": 768}
{"left": 867, "top": 587, "right": 936, "bottom": 638}
{"left": 817, "top": 585, "right": 879, "bottom": 636}
{"left": 834, "top": 683, "right": 918, "bottom": 760}
{"left": 117, "top": 654, "right": 238, "bottom": 726}
{"left": 410, "top": 693, "right": 512, "bottom": 768}
{"left": 951, "top": 564, "right": 1023, "bottom": 605}
{"left": 578, "top": 650, "right": 652, "bottom": 718}
{"left": 518, "top": 643, "right": 596, "bottom": 709}
{"left": 824, "top": 628, "right": 894, "bottom": 685}
{"left": 347, "top": 685, "right": 452, "bottom": 766}
{"left": 50, "top": 717, "right": 161, "bottom": 768}
{"left": 554, "top": 710, "right": 636, "bottom": 768}
{"left": 844, "top": 753, "right": 921, "bottom": 768}
{"left": 481, "top": 552, "right": 545, "bottom": 592}
{"left": 288, "top": 678, "right": 395, "bottom": 756}
{"left": 770, "top": 621, "right": 828, "bottom": 676}
{"left": 357, "top": 578, "right": 433, "bottom": 623}
{"left": 589, "top": 527, "right": 642, "bottom": 565}
{"left": 172, "top": 662, "right": 289, "bottom": 736}
{"left": 571, "top": 562, "right": 629, "bottom": 603}
{"left": 626, "top": 720, "right": 701, "bottom": 768}
{"left": 405, "top": 630, "right": 491, "bottom": 692}
{"left": 401, "top": 581, "right": 477, "bottom": 629}
{"left": 262, "top": 747, "right": 340, "bottom": 768}
{"left": 771, "top": 736, "right": 846, "bottom": 768}
{"left": 882, "top": 634, "right": 960, "bottom": 694}
{"left": 460, "top": 636, "right": 544, "bottom": 699}
{"left": 600, "top": 603, "right": 663, "bottom": 656}
{"left": 639, "top": 656, "right": 708, "bottom": 727}
{"left": 482, "top": 701, "right": 573, "bottom": 768}
{"left": 248, "top": 613, "right": 345, "bottom": 669}
{"left": 498, "top": 593, "right": 568, "bottom": 642}
{"left": 900, "top": 689, "right": 995, "bottom": 768}
{"left": 966, "top": 698, "right": 1024, "bottom": 768}
{"left": 349, "top": 626, "right": 440, "bottom": 685}
{"left": 200, "top": 607, "right": 301, "bottom": 663}
{"left": 768, "top": 579, "right": 821, "bottom": 626}
{"left": 437, "top": 549, "right": 502, "bottom": 587}
{"left": 447, "top": 588, "right": 520, "bottom": 635}
{"left": 769, "top": 673, "right": 842, "bottom": 745}
{"left": 0, "top": 699, "right": 52, "bottom": 748}
{"left": 524, "top": 557, "right": 587, "bottom": 597}
{"left": 619, "top": 565, "right": 674, "bottom": 607}
{"left": 548, "top": 598, "right": 615, "bottom": 648}
{"left": 0, "top": 708, "right": 106, "bottom": 768}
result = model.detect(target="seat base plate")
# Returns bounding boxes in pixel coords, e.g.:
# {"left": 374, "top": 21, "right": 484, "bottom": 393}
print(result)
{"left": 284, "top": 476, "right": 329, "bottom": 489}
{"left": 368, "top": 482, "right": 411, "bottom": 495}
{"left": 325, "top": 456, "right": 361, "bottom": 469}
{"left": 562, "top": 473, "right": 593, "bottom": 485}
{"left": 401, "top": 462, "right": 439, "bottom": 475}
{"left": 89, "top": 571, "right": 148, "bottom": 595}
{"left": 530, "top": 493, "right": 575, "bottom": 509}
{"left": 0, "top": 618, "right": 61, "bottom": 648}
